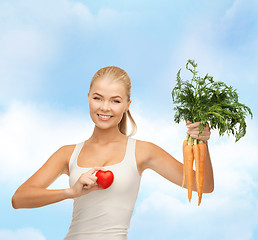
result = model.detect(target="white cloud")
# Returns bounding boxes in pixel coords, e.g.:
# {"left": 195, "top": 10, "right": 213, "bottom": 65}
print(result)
{"left": 130, "top": 97, "right": 258, "bottom": 240}
{"left": 0, "top": 99, "right": 185, "bottom": 184}
{"left": 1, "top": 98, "right": 258, "bottom": 239}
{"left": 1, "top": 1, "right": 257, "bottom": 239}
{"left": 163, "top": 0, "right": 258, "bottom": 93}
{"left": 0, "top": 227, "right": 46, "bottom": 240}
{"left": 131, "top": 187, "right": 257, "bottom": 240}
{"left": 130, "top": 119, "right": 258, "bottom": 239}
{"left": 0, "top": 0, "right": 60, "bottom": 102}
{"left": 221, "top": 0, "right": 258, "bottom": 28}
{"left": 0, "top": 0, "right": 135, "bottom": 103}
{"left": 0, "top": 28, "right": 58, "bottom": 101}
{"left": 0, "top": 100, "right": 93, "bottom": 186}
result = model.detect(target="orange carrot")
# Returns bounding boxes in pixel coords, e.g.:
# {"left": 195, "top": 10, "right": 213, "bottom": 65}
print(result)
{"left": 198, "top": 141, "right": 206, "bottom": 206}
{"left": 193, "top": 139, "right": 200, "bottom": 198}
{"left": 182, "top": 139, "right": 188, "bottom": 188}
{"left": 185, "top": 138, "right": 194, "bottom": 203}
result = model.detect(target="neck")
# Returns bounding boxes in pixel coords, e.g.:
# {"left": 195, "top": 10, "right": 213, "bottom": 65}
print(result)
{"left": 89, "top": 126, "right": 126, "bottom": 145}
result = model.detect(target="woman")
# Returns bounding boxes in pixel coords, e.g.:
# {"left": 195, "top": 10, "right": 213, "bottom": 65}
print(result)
{"left": 12, "top": 66, "right": 214, "bottom": 240}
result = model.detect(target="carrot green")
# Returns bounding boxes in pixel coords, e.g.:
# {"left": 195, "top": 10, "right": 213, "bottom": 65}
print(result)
{"left": 172, "top": 59, "right": 253, "bottom": 205}
{"left": 171, "top": 59, "right": 253, "bottom": 142}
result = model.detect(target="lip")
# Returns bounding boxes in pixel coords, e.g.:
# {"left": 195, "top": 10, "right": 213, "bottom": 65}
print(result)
{"left": 97, "top": 114, "right": 113, "bottom": 117}
{"left": 97, "top": 114, "right": 113, "bottom": 121}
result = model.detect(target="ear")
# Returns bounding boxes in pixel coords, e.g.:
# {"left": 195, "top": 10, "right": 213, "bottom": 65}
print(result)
{"left": 125, "top": 99, "right": 132, "bottom": 112}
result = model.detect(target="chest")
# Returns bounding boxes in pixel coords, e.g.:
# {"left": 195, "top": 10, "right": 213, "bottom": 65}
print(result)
{"left": 77, "top": 144, "right": 127, "bottom": 168}
{"left": 76, "top": 140, "right": 145, "bottom": 176}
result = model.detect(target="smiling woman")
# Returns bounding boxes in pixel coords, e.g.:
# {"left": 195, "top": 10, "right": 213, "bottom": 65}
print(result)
{"left": 11, "top": 66, "right": 214, "bottom": 240}
{"left": 87, "top": 66, "right": 137, "bottom": 137}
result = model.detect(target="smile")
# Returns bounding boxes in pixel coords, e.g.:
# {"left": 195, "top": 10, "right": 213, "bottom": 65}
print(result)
{"left": 97, "top": 114, "right": 113, "bottom": 121}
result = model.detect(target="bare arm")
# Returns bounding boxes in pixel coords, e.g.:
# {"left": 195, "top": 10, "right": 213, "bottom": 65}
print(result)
{"left": 11, "top": 145, "right": 106, "bottom": 209}
{"left": 11, "top": 145, "right": 72, "bottom": 209}
{"left": 140, "top": 122, "right": 214, "bottom": 193}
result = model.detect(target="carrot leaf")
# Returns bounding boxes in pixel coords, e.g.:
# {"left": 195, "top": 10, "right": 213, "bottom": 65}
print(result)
{"left": 171, "top": 59, "right": 253, "bottom": 142}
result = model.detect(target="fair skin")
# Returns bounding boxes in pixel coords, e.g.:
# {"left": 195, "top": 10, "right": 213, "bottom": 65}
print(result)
{"left": 12, "top": 76, "right": 214, "bottom": 209}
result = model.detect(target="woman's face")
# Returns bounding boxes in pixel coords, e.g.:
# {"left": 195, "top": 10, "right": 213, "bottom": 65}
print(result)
{"left": 88, "top": 77, "right": 131, "bottom": 130}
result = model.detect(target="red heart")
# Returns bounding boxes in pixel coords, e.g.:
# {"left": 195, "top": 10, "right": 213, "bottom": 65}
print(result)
{"left": 96, "top": 170, "right": 114, "bottom": 189}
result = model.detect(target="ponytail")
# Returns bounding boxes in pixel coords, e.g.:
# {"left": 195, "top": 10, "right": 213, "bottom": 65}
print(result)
{"left": 118, "top": 109, "right": 137, "bottom": 137}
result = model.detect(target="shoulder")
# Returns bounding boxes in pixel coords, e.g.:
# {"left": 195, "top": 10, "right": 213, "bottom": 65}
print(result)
{"left": 135, "top": 139, "right": 161, "bottom": 173}
{"left": 60, "top": 143, "right": 76, "bottom": 155}
{"left": 56, "top": 143, "right": 77, "bottom": 175}
{"left": 135, "top": 139, "right": 161, "bottom": 155}
{"left": 135, "top": 139, "right": 174, "bottom": 171}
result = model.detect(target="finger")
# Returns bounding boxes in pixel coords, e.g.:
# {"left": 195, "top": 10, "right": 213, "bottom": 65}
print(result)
{"left": 188, "top": 129, "right": 210, "bottom": 137}
{"left": 188, "top": 125, "right": 211, "bottom": 136}
{"left": 188, "top": 129, "right": 210, "bottom": 136}
{"left": 93, "top": 167, "right": 107, "bottom": 176}
{"left": 88, "top": 175, "right": 98, "bottom": 182}
{"left": 87, "top": 168, "right": 97, "bottom": 175}
{"left": 186, "top": 120, "right": 192, "bottom": 125}
{"left": 83, "top": 184, "right": 90, "bottom": 189}
{"left": 200, "top": 135, "right": 210, "bottom": 141}
{"left": 205, "top": 124, "right": 210, "bottom": 131}
{"left": 190, "top": 134, "right": 210, "bottom": 141}
{"left": 187, "top": 122, "right": 201, "bottom": 129}
{"left": 87, "top": 184, "right": 103, "bottom": 193}
{"left": 87, "top": 167, "right": 105, "bottom": 175}
{"left": 93, "top": 167, "right": 106, "bottom": 172}
{"left": 189, "top": 122, "right": 210, "bottom": 131}
{"left": 188, "top": 133, "right": 210, "bottom": 140}
{"left": 85, "top": 180, "right": 98, "bottom": 187}
{"left": 90, "top": 185, "right": 103, "bottom": 191}
{"left": 202, "top": 130, "right": 211, "bottom": 137}
{"left": 82, "top": 178, "right": 95, "bottom": 186}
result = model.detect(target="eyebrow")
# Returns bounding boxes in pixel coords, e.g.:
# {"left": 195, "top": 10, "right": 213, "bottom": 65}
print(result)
{"left": 92, "top": 92, "right": 122, "bottom": 99}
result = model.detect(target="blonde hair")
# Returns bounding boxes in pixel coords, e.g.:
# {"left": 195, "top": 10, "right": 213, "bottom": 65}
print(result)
{"left": 89, "top": 66, "right": 137, "bottom": 137}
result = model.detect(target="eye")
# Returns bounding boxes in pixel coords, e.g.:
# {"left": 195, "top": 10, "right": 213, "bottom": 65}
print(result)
{"left": 113, "top": 100, "right": 121, "bottom": 103}
{"left": 93, "top": 97, "right": 101, "bottom": 100}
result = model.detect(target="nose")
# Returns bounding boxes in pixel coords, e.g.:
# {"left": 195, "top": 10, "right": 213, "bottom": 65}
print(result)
{"left": 100, "top": 100, "right": 111, "bottom": 111}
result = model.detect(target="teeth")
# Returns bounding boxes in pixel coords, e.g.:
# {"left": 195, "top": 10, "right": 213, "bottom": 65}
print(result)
{"left": 98, "top": 114, "right": 112, "bottom": 119}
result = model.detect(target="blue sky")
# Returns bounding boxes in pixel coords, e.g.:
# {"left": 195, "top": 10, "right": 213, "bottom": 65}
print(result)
{"left": 0, "top": 0, "right": 258, "bottom": 239}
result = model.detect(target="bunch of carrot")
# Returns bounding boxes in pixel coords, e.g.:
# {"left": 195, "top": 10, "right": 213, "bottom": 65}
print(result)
{"left": 182, "top": 135, "right": 206, "bottom": 206}
{"left": 172, "top": 59, "right": 253, "bottom": 205}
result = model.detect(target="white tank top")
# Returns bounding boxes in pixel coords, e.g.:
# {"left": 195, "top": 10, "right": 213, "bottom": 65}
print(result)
{"left": 64, "top": 137, "right": 142, "bottom": 240}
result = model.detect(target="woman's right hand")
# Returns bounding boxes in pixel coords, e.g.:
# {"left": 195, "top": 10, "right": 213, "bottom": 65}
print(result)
{"left": 67, "top": 167, "right": 107, "bottom": 198}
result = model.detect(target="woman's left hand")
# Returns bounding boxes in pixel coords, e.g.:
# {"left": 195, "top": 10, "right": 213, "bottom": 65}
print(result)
{"left": 186, "top": 120, "right": 211, "bottom": 142}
